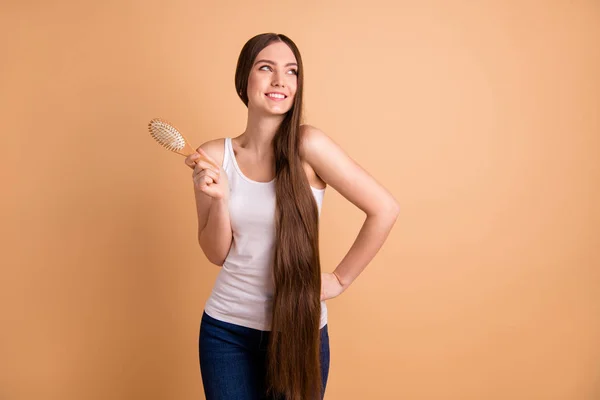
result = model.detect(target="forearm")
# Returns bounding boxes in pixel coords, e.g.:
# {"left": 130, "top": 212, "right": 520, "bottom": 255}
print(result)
{"left": 333, "top": 208, "right": 399, "bottom": 288}
{"left": 197, "top": 193, "right": 233, "bottom": 266}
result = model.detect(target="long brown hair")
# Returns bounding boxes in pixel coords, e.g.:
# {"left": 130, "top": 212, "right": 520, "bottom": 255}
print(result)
{"left": 235, "top": 33, "right": 322, "bottom": 400}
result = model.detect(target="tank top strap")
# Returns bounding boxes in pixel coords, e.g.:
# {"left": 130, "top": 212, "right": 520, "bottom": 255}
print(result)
{"left": 222, "top": 137, "right": 232, "bottom": 169}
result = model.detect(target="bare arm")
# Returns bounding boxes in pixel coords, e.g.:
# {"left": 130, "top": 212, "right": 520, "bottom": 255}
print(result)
{"left": 197, "top": 195, "right": 232, "bottom": 266}
{"left": 301, "top": 125, "right": 400, "bottom": 289}
{"left": 185, "top": 140, "right": 233, "bottom": 266}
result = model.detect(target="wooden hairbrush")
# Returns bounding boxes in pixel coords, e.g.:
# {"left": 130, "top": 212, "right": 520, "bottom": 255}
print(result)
{"left": 148, "top": 118, "right": 219, "bottom": 169}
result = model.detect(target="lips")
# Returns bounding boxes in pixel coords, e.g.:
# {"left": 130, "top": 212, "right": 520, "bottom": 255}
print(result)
{"left": 265, "top": 92, "right": 287, "bottom": 100}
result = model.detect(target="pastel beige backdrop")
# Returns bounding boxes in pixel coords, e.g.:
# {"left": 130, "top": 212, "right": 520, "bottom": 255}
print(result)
{"left": 1, "top": 1, "right": 598, "bottom": 399}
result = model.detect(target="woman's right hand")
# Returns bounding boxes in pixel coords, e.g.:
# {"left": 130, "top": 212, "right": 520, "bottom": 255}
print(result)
{"left": 185, "top": 147, "right": 229, "bottom": 200}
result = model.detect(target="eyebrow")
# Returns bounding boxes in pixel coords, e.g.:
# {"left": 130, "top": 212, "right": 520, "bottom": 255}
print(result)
{"left": 254, "top": 59, "right": 298, "bottom": 67}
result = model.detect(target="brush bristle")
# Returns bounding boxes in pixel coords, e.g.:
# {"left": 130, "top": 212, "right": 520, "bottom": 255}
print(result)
{"left": 148, "top": 119, "right": 186, "bottom": 151}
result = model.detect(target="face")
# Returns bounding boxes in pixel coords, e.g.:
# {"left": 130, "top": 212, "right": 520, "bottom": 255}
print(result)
{"left": 246, "top": 41, "right": 299, "bottom": 116}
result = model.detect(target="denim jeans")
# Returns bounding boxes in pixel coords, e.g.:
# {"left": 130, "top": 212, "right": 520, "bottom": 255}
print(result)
{"left": 199, "top": 311, "right": 330, "bottom": 400}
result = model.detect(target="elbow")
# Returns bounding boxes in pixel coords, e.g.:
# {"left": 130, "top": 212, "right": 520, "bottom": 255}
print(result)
{"left": 198, "top": 237, "right": 228, "bottom": 267}
{"left": 387, "top": 203, "right": 400, "bottom": 226}
{"left": 380, "top": 198, "right": 400, "bottom": 218}
{"left": 200, "top": 244, "right": 226, "bottom": 267}
{"left": 369, "top": 199, "right": 400, "bottom": 222}
{"left": 390, "top": 200, "right": 400, "bottom": 219}
{"left": 365, "top": 203, "right": 400, "bottom": 225}
{"left": 207, "top": 256, "right": 226, "bottom": 267}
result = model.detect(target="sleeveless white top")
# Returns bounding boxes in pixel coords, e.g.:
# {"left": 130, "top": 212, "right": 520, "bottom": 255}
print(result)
{"left": 204, "top": 137, "right": 328, "bottom": 331}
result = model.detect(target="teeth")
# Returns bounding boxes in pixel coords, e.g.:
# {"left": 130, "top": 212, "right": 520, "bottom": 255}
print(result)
{"left": 267, "top": 93, "right": 285, "bottom": 99}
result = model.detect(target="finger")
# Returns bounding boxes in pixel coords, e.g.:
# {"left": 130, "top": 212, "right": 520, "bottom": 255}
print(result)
{"left": 196, "top": 147, "right": 211, "bottom": 159}
{"left": 185, "top": 153, "right": 201, "bottom": 169}
{"left": 193, "top": 166, "right": 219, "bottom": 183}
{"left": 200, "top": 175, "right": 214, "bottom": 188}
{"left": 195, "top": 160, "right": 220, "bottom": 175}
{"left": 193, "top": 161, "right": 206, "bottom": 175}
{"left": 196, "top": 148, "right": 220, "bottom": 169}
{"left": 195, "top": 174, "right": 214, "bottom": 189}
{"left": 202, "top": 168, "right": 220, "bottom": 183}
{"left": 199, "top": 184, "right": 219, "bottom": 199}
{"left": 187, "top": 151, "right": 218, "bottom": 170}
{"left": 195, "top": 169, "right": 219, "bottom": 184}
{"left": 192, "top": 169, "right": 219, "bottom": 184}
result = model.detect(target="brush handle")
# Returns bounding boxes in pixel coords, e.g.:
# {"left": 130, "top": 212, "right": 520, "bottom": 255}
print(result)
{"left": 175, "top": 140, "right": 221, "bottom": 170}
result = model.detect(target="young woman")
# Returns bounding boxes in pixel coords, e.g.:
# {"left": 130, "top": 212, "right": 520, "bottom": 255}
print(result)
{"left": 184, "top": 33, "right": 400, "bottom": 400}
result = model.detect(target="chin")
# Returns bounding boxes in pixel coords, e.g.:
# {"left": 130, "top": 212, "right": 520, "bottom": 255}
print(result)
{"left": 249, "top": 100, "right": 293, "bottom": 116}
{"left": 273, "top": 107, "right": 292, "bottom": 115}
{"left": 264, "top": 105, "right": 293, "bottom": 116}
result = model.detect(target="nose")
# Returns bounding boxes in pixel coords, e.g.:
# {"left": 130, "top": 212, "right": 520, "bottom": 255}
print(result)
{"left": 271, "top": 71, "right": 285, "bottom": 88}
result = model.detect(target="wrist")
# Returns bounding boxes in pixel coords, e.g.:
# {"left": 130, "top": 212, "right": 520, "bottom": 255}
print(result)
{"left": 211, "top": 196, "right": 229, "bottom": 207}
{"left": 332, "top": 270, "right": 349, "bottom": 289}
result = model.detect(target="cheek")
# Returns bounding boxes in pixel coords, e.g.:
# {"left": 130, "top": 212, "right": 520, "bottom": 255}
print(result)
{"left": 286, "top": 78, "right": 296, "bottom": 92}
{"left": 247, "top": 73, "right": 266, "bottom": 91}
{"left": 246, "top": 78, "right": 257, "bottom": 93}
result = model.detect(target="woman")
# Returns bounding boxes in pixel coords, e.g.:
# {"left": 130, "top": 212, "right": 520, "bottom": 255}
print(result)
{"left": 184, "top": 33, "right": 400, "bottom": 400}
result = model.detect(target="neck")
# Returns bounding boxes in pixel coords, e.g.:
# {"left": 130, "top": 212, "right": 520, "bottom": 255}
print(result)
{"left": 238, "top": 108, "right": 285, "bottom": 158}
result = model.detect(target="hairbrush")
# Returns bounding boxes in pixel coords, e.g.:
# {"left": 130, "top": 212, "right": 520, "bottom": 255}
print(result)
{"left": 147, "top": 118, "right": 219, "bottom": 169}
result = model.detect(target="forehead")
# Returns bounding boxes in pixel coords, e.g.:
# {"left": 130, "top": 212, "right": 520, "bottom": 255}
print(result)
{"left": 254, "top": 42, "right": 297, "bottom": 64}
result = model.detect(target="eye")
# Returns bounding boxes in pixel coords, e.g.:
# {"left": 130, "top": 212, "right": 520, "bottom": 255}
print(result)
{"left": 259, "top": 65, "right": 297, "bottom": 75}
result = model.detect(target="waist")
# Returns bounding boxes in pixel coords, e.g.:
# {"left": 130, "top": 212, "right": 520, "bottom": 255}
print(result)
{"left": 205, "top": 268, "right": 328, "bottom": 331}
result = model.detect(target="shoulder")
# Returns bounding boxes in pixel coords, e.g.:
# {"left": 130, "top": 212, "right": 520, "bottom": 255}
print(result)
{"left": 198, "top": 138, "right": 226, "bottom": 167}
{"left": 299, "top": 124, "right": 329, "bottom": 159}
{"left": 299, "top": 124, "right": 342, "bottom": 167}
{"left": 299, "top": 124, "right": 400, "bottom": 216}
{"left": 298, "top": 124, "right": 333, "bottom": 188}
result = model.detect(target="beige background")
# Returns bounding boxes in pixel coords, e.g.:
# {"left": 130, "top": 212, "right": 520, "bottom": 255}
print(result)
{"left": 1, "top": 1, "right": 599, "bottom": 399}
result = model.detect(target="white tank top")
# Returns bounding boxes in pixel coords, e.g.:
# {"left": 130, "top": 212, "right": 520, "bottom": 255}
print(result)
{"left": 204, "top": 137, "right": 328, "bottom": 331}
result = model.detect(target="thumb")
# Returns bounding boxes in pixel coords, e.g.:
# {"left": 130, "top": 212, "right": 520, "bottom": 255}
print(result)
{"left": 196, "top": 148, "right": 219, "bottom": 169}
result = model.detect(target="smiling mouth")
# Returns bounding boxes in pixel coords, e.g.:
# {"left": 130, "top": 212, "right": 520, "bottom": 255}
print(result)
{"left": 265, "top": 93, "right": 287, "bottom": 100}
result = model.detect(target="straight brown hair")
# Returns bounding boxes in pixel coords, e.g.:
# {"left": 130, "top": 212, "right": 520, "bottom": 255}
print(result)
{"left": 235, "top": 33, "right": 322, "bottom": 400}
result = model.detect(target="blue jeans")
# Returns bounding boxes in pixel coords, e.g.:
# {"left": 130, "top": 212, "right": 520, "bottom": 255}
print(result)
{"left": 199, "top": 311, "right": 330, "bottom": 400}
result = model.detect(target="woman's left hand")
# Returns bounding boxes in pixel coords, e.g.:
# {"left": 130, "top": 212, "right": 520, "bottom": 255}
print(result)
{"left": 320, "top": 272, "right": 345, "bottom": 301}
